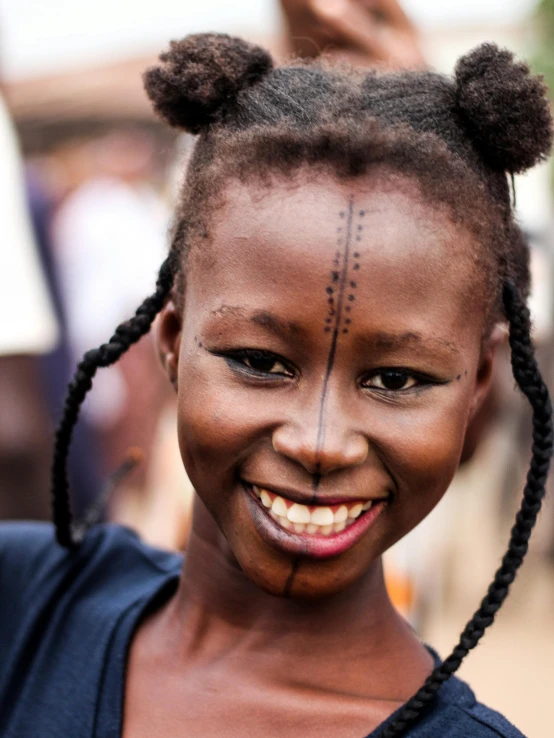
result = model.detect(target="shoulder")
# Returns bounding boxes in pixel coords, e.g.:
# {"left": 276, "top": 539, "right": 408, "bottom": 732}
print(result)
{"left": 0, "top": 520, "right": 180, "bottom": 576}
{"left": 424, "top": 676, "right": 526, "bottom": 737}
{"left": 0, "top": 523, "right": 182, "bottom": 736}
{"left": 0, "top": 521, "right": 182, "bottom": 634}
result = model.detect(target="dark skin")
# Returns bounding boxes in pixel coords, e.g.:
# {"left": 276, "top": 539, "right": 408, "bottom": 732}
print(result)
{"left": 123, "top": 172, "right": 496, "bottom": 737}
{"left": 280, "top": 0, "right": 425, "bottom": 69}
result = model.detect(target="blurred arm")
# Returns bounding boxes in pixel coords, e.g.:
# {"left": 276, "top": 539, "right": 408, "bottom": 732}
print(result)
{"left": 280, "top": 0, "right": 425, "bottom": 69}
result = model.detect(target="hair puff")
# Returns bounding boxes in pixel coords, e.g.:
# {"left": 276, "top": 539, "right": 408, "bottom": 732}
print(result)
{"left": 143, "top": 33, "right": 273, "bottom": 134}
{"left": 455, "top": 43, "right": 553, "bottom": 173}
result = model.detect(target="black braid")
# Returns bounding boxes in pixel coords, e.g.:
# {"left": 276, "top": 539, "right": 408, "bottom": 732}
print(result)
{"left": 51, "top": 256, "right": 175, "bottom": 548}
{"left": 379, "top": 281, "right": 553, "bottom": 738}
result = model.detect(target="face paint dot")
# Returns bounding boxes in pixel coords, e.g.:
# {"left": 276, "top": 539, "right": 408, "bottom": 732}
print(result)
{"left": 326, "top": 287, "right": 334, "bottom": 295}
{"left": 342, "top": 329, "right": 348, "bottom": 334}
{"left": 350, "top": 281, "right": 357, "bottom": 288}
{"left": 359, "top": 210, "right": 365, "bottom": 216}
{"left": 353, "top": 263, "right": 360, "bottom": 270}
{"left": 324, "top": 327, "right": 331, "bottom": 333}
{"left": 456, "top": 374, "right": 461, "bottom": 380}
{"left": 348, "top": 294, "right": 355, "bottom": 301}
{"left": 355, "top": 236, "right": 361, "bottom": 242}
{"left": 345, "top": 318, "right": 351, "bottom": 325}
{"left": 325, "top": 317, "right": 332, "bottom": 324}
{"left": 328, "top": 297, "right": 334, "bottom": 305}
{"left": 332, "top": 271, "right": 339, "bottom": 282}
{"left": 357, "top": 225, "right": 363, "bottom": 231}
{"left": 337, "top": 227, "right": 342, "bottom": 232}
{"left": 340, "top": 211, "right": 345, "bottom": 218}
{"left": 198, "top": 342, "right": 203, "bottom": 348}
{"left": 354, "top": 252, "right": 360, "bottom": 258}
{"left": 329, "top": 309, "right": 335, "bottom": 316}
{"left": 345, "top": 305, "right": 351, "bottom": 312}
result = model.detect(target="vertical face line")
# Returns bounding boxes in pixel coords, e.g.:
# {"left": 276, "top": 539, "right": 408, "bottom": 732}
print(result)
{"left": 282, "top": 556, "right": 301, "bottom": 597}
{"left": 312, "top": 195, "right": 356, "bottom": 493}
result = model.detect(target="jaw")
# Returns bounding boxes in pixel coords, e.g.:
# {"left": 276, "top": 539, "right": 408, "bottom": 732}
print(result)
{"left": 189, "top": 483, "right": 392, "bottom": 600}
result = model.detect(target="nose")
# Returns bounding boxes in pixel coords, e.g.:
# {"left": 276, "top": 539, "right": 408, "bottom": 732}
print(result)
{"left": 271, "top": 399, "right": 368, "bottom": 477}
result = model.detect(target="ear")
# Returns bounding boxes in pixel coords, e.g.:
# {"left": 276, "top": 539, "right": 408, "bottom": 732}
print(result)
{"left": 468, "top": 323, "right": 505, "bottom": 421}
{"left": 156, "top": 298, "right": 182, "bottom": 390}
{"left": 460, "top": 324, "right": 505, "bottom": 464}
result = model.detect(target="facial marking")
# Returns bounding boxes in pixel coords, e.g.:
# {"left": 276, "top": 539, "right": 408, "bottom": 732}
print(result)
{"left": 283, "top": 556, "right": 301, "bottom": 597}
{"left": 312, "top": 196, "right": 363, "bottom": 493}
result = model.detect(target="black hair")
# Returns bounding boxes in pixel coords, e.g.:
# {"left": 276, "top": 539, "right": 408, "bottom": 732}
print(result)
{"left": 51, "top": 33, "right": 553, "bottom": 735}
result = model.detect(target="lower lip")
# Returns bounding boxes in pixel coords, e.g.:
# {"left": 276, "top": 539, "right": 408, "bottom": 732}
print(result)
{"left": 243, "top": 485, "right": 388, "bottom": 560}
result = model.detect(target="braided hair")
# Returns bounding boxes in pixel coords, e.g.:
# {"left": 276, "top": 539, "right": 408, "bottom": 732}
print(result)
{"left": 52, "top": 33, "right": 553, "bottom": 735}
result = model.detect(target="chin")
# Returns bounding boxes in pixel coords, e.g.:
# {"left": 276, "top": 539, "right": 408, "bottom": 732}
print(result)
{"left": 237, "top": 548, "right": 376, "bottom": 601}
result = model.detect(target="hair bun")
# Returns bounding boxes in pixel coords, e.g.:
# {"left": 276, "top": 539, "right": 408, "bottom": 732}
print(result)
{"left": 143, "top": 33, "right": 273, "bottom": 133}
{"left": 455, "top": 43, "right": 553, "bottom": 173}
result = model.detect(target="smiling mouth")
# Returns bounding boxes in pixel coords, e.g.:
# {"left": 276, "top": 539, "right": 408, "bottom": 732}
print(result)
{"left": 246, "top": 483, "right": 378, "bottom": 536}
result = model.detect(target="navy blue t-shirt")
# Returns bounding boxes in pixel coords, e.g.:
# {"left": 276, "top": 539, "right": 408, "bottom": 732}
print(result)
{"left": 0, "top": 523, "right": 525, "bottom": 737}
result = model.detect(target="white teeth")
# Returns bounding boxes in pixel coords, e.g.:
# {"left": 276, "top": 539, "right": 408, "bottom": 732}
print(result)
{"left": 334, "top": 505, "right": 348, "bottom": 524}
{"left": 271, "top": 496, "right": 288, "bottom": 517}
{"left": 260, "top": 490, "right": 273, "bottom": 509}
{"left": 348, "top": 503, "right": 363, "bottom": 519}
{"left": 255, "top": 486, "right": 371, "bottom": 536}
{"left": 311, "top": 506, "right": 334, "bottom": 526}
{"left": 287, "top": 503, "right": 311, "bottom": 524}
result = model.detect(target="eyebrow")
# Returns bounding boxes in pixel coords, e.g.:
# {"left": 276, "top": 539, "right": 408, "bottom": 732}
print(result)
{"left": 371, "top": 331, "right": 460, "bottom": 355}
{"left": 210, "top": 306, "right": 300, "bottom": 339}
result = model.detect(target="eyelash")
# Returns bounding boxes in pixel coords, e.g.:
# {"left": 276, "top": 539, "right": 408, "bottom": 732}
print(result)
{"left": 361, "top": 369, "right": 438, "bottom": 394}
{"left": 218, "top": 349, "right": 295, "bottom": 379}
{"left": 217, "top": 349, "right": 439, "bottom": 393}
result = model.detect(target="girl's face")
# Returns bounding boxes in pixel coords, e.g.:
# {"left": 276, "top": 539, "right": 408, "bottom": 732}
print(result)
{"left": 159, "top": 172, "right": 495, "bottom": 598}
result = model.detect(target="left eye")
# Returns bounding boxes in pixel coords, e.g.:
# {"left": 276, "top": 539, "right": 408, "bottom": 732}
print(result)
{"left": 363, "top": 370, "right": 418, "bottom": 391}
{"left": 233, "top": 350, "right": 293, "bottom": 376}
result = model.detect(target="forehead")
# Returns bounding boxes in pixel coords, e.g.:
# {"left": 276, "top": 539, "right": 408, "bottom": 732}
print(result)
{"left": 186, "top": 173, "right": 485, "bottom": 339}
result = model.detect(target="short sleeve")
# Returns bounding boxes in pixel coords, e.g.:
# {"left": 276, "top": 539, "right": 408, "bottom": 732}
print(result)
{"left": 0, "top": 95, "right": 58, "bottom": 356}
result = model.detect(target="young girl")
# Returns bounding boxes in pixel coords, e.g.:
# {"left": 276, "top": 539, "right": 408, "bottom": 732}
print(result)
{"left": 1, "top": 34, "right": 552, "bottom": 738}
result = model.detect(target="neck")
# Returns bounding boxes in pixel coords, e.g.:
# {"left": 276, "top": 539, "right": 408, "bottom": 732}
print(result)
{"left": 154, "top": 503, "right": 429, "bottom": 700}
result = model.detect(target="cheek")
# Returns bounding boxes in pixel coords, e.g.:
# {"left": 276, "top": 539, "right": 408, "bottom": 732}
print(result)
{"left": 175, "top": 353, "right": 267, "bottom": 485}
{"left": 378, "top": 389, "right": 472, "bottom": 534}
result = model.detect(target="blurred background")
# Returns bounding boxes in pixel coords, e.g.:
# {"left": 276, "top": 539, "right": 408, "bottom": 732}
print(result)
{"left": 0, "top": 0, "right": 553, "bottom": 734}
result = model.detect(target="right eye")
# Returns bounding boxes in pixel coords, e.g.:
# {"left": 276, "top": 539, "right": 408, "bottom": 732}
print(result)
{"left": 223, "top": 349, "right": 295, "bottom": 378}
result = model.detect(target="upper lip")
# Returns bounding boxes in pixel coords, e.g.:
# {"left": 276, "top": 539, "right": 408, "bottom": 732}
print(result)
{"left": 243, "top": 480, "right": 390, "bottom": 507}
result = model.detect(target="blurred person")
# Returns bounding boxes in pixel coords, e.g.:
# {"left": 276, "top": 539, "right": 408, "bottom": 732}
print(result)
{"left": 0, "top": 91, "right": 58, "bottom": 520}
{"left": 26, "top": 164, "right": 103, "bottom": 519}
{"left": 52, "top": 128, "right": 191, "bottom": 547}
{"left": 1, "top": 34, "right": 551, "bottom": 738}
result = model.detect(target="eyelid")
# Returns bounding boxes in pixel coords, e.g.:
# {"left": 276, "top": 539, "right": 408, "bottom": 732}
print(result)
{"left": 360, "top": 368, "right": 440, "bottom": 393}
{"left": 213, "top": 348, "right": 296, "bottom": 378}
